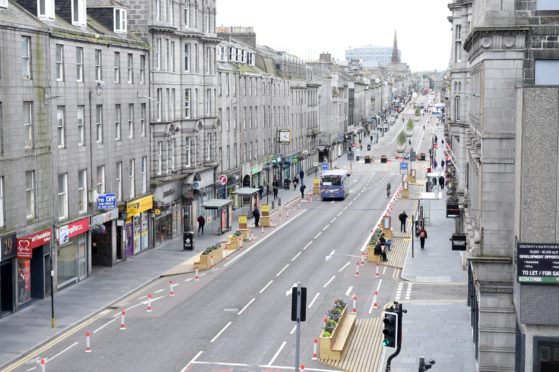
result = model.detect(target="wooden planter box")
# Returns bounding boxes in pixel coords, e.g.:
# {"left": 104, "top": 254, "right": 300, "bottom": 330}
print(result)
{"left": 194, "top": 245, "right": 224, "bottom": 270}
{"left": 319, "top": 306, "right": 355, "bottom": 361}
{"left": 367, "top": 244, "right": 381, "bottom": 264}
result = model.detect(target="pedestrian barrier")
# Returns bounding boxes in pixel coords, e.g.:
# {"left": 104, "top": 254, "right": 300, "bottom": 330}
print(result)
{"left": 169, "top": 280, "right": 175, "bottom": 296}
{"left": 195, "top": 268, "right": 199, "bottom": 281}
{"left": 312, "top": 337, "right": 319, "bottom": 360}
{"left": 352, "top": 295, "right": 357, "bottom": 314}
{"left": 146, "top": 294, "right": 153, "bottom": 312}
{"left": 85, "top": 331, "right": 92, "bottom": 353}
{"left": 120, "top": 310, "right": 126, "bottom": 330}
{"left": 355, "top": 262, "right": 360, "bottom": 277}
{"left": 40, "top": 357, "right": 46, "bottom": 372}
{"left": 375, "top": 263, "right": 380, "bottom": 278}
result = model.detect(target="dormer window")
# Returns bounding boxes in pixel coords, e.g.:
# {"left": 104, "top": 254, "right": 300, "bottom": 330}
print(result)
{"left": 114, "top": 8, "right": 127, "bottom": 33}
{"left": 0, "top": 0, "right": 8, "bottom": 9}
{"left": 38, "top": 0, "right": 55, "bottom": 19}
{"left": 72, "top": 0, "right": 87, "bottom": 26}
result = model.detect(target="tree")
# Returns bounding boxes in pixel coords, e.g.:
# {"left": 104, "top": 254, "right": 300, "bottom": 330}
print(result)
{"left": 415, "top": 107, "right": 421, "bottom": 116}
{"left": 407, "top": 119, "right": 414, "bottom": 132}
{"left": 397, "top": 131, "right": 407, "bottom": 146}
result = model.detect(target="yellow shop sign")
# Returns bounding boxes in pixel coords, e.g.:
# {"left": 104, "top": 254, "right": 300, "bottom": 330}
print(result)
{"left": 127, "top": 195, "right": 153, "bottom": 217}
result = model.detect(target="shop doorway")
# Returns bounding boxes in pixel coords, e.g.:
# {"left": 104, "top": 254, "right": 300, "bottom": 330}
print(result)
{"left": 242, "top": 175, "right": 251, "bottom": 187}
{"left": 116, "top": 225, "right": 124, "bottom": 261}
{"left": 0, "top": 261, "right": 14, "bottom": 316}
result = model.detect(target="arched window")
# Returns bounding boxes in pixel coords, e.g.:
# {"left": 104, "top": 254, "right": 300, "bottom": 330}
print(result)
{"left": 192, "top": 1, "right": 197, "bottom": 28}
{"left": 205, "top": 7, "right": 210, "bottom": 33}
{"left": 184, "top": 0, "right": 190, "bottom": 27}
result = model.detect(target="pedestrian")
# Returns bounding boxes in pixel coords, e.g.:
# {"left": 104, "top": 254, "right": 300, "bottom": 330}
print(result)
{"left": 293, "top": 176, "right": 299, "bottom": 190}
{"left": 434, "top": 135, "right": 438, "bottom": 143}
{"left": 441, "top": 160, "right": 445, "bottom": 168}
{"left": 433, "top": 159, "right": 438, "bottom": 169}
{"left": 418, "top": 226, "right": 428, "bottom": 249}
{"left": 375, "top": 241, "right": 388, "bottom": 262}
{"left": 252, "top": 207, "right": 260, "bottom": 227}
{"left": 197, "top": 215, "right": 206, "bottom": 235}
{"left": 299, "top": 170, "right": 304, "bottom": 181}
{"left": 300, "top": 183, "right": 306, "bottom": 199}
{"left": 439, "top": 175, "right": 445, "bottom": 189}
{"left": 379, "top": 233, "right": 392, "bottom": 251}
{"left": 266, "top": 184, "right": 270, "bottom": 196}
{"left": 258, "top": 185, "right": 264, "bottom": 199}
{"left": 273, "top": 186, "right": 278, "bottom": 200}
{"left": 398, "top": 211, "right": 408, "bottom": 233}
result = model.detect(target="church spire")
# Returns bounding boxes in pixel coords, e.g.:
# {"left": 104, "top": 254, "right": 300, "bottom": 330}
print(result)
{"left": 391, "top": 30, "right": 400, "bottom": 63}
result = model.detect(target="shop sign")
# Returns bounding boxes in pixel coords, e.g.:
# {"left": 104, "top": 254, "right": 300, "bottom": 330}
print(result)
{"left": 126, "top": 195, "right": 153, "bottom": 218}
{"left": 517, "top": 243, "right": 559, "bottom": 284}
{"left": 16, "top": 229, "right": 52, "bottom": 259}
{"left": 58, "top": 218, "right": 90, "bottom": 244}
{"left": 91, "top": 208, "right": 119, "bottom": 226}
{"left": 0, "top": 233, "right": 16, "bottom": 262}
{"left": 97, "top": 193, "right": 117, "bottom": 210}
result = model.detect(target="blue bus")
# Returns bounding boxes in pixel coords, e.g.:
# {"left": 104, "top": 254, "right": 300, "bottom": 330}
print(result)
{"left": 320, "top": 170, "right": 350, "bottom": 200}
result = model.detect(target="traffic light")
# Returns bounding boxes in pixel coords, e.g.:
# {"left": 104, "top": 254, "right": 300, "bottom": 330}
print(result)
{"left": 382, "top": 311, "right": 398, "bottom": 348}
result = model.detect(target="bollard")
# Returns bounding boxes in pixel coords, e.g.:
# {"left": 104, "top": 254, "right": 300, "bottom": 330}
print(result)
{"left": 169, "top": 280, "right": 175, "bottom": 296}
{"left": 300, "top": 363, "right": 305, "bottom": 372}
{"left": 146, "top": 293, "right": 153, "bottom": 312}
{"left": 120, "top": 310, "right": 126, "bottom": 330}
{"left": 312, "top": 337, "right": 318, "bottom": 360}
{"left": 85, "top": 331, "right": 92, "bottom": 352}
{"left": 261, "top": 226, "right": 264, "bottom": 237}
{"left": 210, "top": 255, "right": 214, "bottom": 269}
{"left": 40, "top": 357, "right": 46, "bottom": 372}
{"left": 195, "top": 268, "right": 199, "bottom": 281}
{"left": 361, "top": 252, "right": 366, "bottom": 266}
{"left": 375, "top": 263, "right": 380, "bottom": 278}
{"left": 355, "top": 262, "right": 360, "bottom": 277}
{"left": 352, "top": 295, "right": 357, "bottom": 314}
{"left": 323, "top": 316, "right": 328, "bottom": 331}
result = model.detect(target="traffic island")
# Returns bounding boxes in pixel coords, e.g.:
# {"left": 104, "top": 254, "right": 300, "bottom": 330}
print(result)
{"left": 319, "top": 300, "right": 355, "bottom": 361}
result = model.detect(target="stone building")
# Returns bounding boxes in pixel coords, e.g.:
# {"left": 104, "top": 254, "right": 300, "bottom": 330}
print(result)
{"left": 447, "top": 0, "right": 559, "bottom": 370}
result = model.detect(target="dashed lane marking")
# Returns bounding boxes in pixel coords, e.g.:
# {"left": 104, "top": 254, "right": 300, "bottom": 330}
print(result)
{"left": 338, "top": 261, "right": 350, "bottom": 272}
{"left": 48, "top": 341, "right": 79, "bottom": 362}
{"left": 291, "top": 252, "right": 302, "bottom": 261}
{"left": 237, "top": 298, "right": 255, "bottom": 315}
{"left": 276, "top": 264, "right": 289, "bottom": 277}
{"left": 314, "top": 231, "right": 322, "bottom": 239}
{"left": 308, "top": 292, "right": 320, "bottom": 308}
{"left": 323, "top": 275, "right": 336, "bottom": 288}
{"left": 210, "top": 322, "right": 232, "bottom": 343}
{"left": 266, "top": 341, "right": 287, "bottom": 367}
{"left": 180, "top": 351, "right": 204, "bottom": 372}
{"left": 260, "top": 280, "right": 273, "bottom": 294}
{"left": 345, "top": 286, "right": 353, "bottom": 296}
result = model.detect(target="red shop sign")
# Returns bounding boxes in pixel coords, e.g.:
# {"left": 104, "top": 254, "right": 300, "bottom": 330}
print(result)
{"left": 17, "top": 228, "right": 52, "bottom": 259}
{"left": 58, "top": 218, "right": 90, "bottom": 244}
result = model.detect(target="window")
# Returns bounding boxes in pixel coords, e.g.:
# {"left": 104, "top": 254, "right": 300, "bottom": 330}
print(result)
{"left": 205, "top": 133, "right": 211, "bottom": 161}
{"left": 127, "top": 54, "right": 133, "bottom": 83}
{"left": 156, "top": 88, "right": 162, "bottom": 121}
{"left": 454, "top": 25, "right": 462, "bottom": 63}
{"left": 115, "top": 104, "right": 121, "bottom": 140}
{"left": 0, "top": 176, "right": 3, "bottom": 228}
{"left": 218, "top": 73, "right": 222, "bottom": 96}
{"left": 56, "top": 44, "right": 64, "bottom": 81}
{"left": 25, "top": 170, "right": 35, "bottom": 219}
{"left": 140, "top": 55, "right": 146, "bottom": 84}
{"left": 195, "top": 44, "right": 199, "bottom": 72}
{"left": 165, "top": 142, "right": 169, "bottom": 174}
{"left": 114, "top": 52, "right": 120, "bottom": 83}
{"left": 225, "top": 73, "right": 230, "bottom": 96}
{"left": 171, "top": 41, "right": 176, "bottom": 72}
{"left": 57, "top": 173, "right": 68, "bottom": 220}
{"left": 166, "top": 39, "right": 170, "bottom": 71}
{"left": 204, "top": 8, "right": 209, "bottom": 33}
{"left": 206, "top": 47, "right": 211, "bottom": 74}
{"left": 95, "top": 49, "right": 102, "bottom": 81}
{"left": 0, "top": 0, "right": 7, "bottom": 8}
{"left": 77, "top": 105, "right": 85, "bottom": 146}
{"left": 537, "top": 0, "right": 559, "bottom": 10}
{"left": 114, "top": 8, "right": 127, "bottom": 32}
{"left": 206, "top": 88, "right": 211, "bottom": 115}
{"left": 192, "top": 1, "right": 196, "bottom": 26}
{"left": 184, "top": 43, "right": 190, "bottom": 72}
{"left": 185, "top": 137, "right": 191, "bottom": 167}
{"left": 218, "top": 46, "right": 225, "bottom": 61}
{"left": 171, "top": 88, "right": 176, "bottom": 120}
{"left": 57, "top": 106, "right": 65, "bottom": 148}
{"left": 156, "top": 38, "right": 162, "bottom": 70}
{"left": 129, "top": 159, "right": 135, "bottom": 197}
{"left": 233, "top": 107, "right": 237, "bottom": 129}
{"left": 76, "top": 47, "right": 84, "bottom": 82}
{"left": 96, "top": 165, "right": 105, "bottom": 194}
{"left": 23, "top": 102, "right": 33, "bottom": 148}
{"left": 226, "top": 108, "right": 230, "bottom": 131}
{"left": 21, "top": 36, "right": 31, "bottom": 78}
{"left": 38, "top": 0, "right": 54, "bottom": 19}
{"left": 184, "top": 88, "right": 191, "bottom": 118}
{"left": 141, "top": 156, "right": 147, "bottom": 193}
{"left": 226, "top": 145, "right": 230, "bottom": 170}
{"left": 78, "top": 169, "right": 87, "bottom": 213}
{"left": 155, "top": 0, "right": 161, "bottom": 21}
{"left": 116, "top": 161, "right": 122, "bottom": 201}
{"left": 184, "top": 0, "right": 190, "bottom": 27}
{"left": 72, "top": 0, "right": 86, "bottom": 26}
{"left": 140, "top": 103, "right": 146, "bottom": 136}
{"left": 535, "top": 60, "right": 559, "bottom": 85}
{"left": 128, "top": 104, "right": 134, "bottom": 138}
{"left": 0, "top": 103, "right": 3, "bottom": 154}
{"left": 169, "top": 139, "right": 175, "bottom": 171}
{"left": 157, "top": 141, "right": 162, "bottom": 175}
{"left": 96, "top": 105, "right": 103, "bottom": 143}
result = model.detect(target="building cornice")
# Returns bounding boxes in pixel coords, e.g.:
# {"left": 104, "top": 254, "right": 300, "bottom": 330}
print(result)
{"left": 464, "top": 26, "right": 529, "bottom": 54}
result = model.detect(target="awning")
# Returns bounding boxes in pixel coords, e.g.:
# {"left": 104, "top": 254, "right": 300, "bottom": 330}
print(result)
{"left": 202, "top": 199, "right": 233, "bottom": 209}
{"left": 233, "top": 187, "right": 260, "bottom": 196}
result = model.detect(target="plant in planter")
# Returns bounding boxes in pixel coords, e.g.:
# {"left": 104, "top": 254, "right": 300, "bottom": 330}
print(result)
{"left": 202, "top": 245, "right": 218, "bottom": 256}
{"left": 396, "top": 131, "right": 407, "bottom": 152}
{"left": 407, "top": 119, "right": 414, "bottom": 132}
{"left": 415, "top": 107, "right": 421, "bottom": 116}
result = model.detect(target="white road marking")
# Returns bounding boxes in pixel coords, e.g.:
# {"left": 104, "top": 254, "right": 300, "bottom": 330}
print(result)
{"left": 395, "top": 282, "right": 404, "bottom": 302}
{"left": 314, "top": 232, "right": 322, "bottom": 239}
{"left": 322, "top": 224, "right": 330, "bottom": 231}
{"left": 224, "top": 210, "right": 308, "bottom": 267}
{"left": 138, "top": 295, "right": 147, "bottom": 300}
{"left": 276, "top": 264, "right": 289, "bottom": 277}
{"left": 291, "top": 252, "right": 302, "bottom": 261}
{"left": 376, "top": 279, "right": 383, "bottom": 292}
{"left": 26, "top": 368, "right": 36, "bottom": 372}
{"left": 223, "top": 308, "right": 239, "bottom": 312}
{"left": 303, "top": 241, "right": 313, "bottom": 250}
{"left": 191, "top": 361, "right": 249, "bottom": 367}
{"left": 345, "top": 286, "right": 353, "bottom": 296}
{"left": 125, "top": 295, "right": 166, "bottom": 312}
{"left": 325, "top": 250, "right": 335, "bottom": 262}
{"left": 285, "top": 283, "right": 297, "bottom": 296}
{"left": 259, "top": 280, "right": 273, "bottom": 294}
{"left": 267, "top": 341, "right": 287, "bottom": 366}
{"left": 154, "top": 289, "right": 164, "bottom": 294}
{"left": 185, "top": 278, "right": 193, "bottom": 282}
{"left": 210, "top": 322, "right": 232, "bottom": 343}
{"left": 348, "top": 201, "right": 353, "bottom": 205}
{"left": 48, "top": 342, "right": 78, "bottom": 362}
{"left": 323, "top": 275, "right": 336, "bottom": 288}
{"left": 338, "top": 261, "right": 350, "bottom": 272}
{"left": 308, "top": 292, "right": 320, "bottom": 308}
{"left": 405, "top": 283, "right": 413, "bottom": 300}
{"left": 180, "top": 351, "right": 204, "bottom": 372}
{"left": 290, "top": 325, "right": 297, "bottom": 335}
{"left": 330, "top": 201, "right": 334, "bottom": 204}
{"left": 330, "top": 217, "right": 336, "bottom": 223}
{"left": 383, "top": 266, "right": 387, "bottom": 275}
{"left": 93, "top": 318, "right": 116, "bottom": 333}
{"left": 237, "top": 298, "right": 256, "bottom": 315}
{"left": 336, "top": 212, "right": 342, "bottom": 217}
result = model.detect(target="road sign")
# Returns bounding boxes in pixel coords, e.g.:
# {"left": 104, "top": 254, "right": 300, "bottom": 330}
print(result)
{"left": 400, "top": 162, "right": 408, "bottom": 171}
{"left": 321, "top": 162, "right": 329, "bottom": 170}
{"left": 291, "top": 285, "right": 307, "bottom": 321}
{"left": 97, "top": 193, "right": 116, "bottom": 210}
{"left": 218, "top": 175, "right": 228, "bottom": 185}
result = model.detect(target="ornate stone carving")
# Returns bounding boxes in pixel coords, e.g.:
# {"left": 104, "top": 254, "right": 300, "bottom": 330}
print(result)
{"left": 481, "top": 37, "right": 492, "bottom": 48}
{"left": 503, "top": 36, "right": 515, "bottom": 48}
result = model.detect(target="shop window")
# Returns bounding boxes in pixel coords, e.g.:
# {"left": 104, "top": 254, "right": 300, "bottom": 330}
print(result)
{"left": 535, "top": 338, "right": 559, "bottom": 372}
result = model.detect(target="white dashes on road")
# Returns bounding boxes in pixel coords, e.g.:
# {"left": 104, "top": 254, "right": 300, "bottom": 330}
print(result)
{"left": 405, "top": 283, "right": 413, "bottom": 300}
{"left": 395, "top": 282, "right": 404, "bottom": 302}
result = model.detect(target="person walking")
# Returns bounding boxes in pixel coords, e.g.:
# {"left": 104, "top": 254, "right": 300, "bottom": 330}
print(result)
{"left": 299, "top": 170, "right": 304, "bottom": 182}
{"left": 258, "top": 185, "right": 264, "bottom": 200}
{"left": 398, "top": 211, "right": 408, "bottom": 233}
{"left": 273, "top": 186, "right": 278, "bottom": 200}
{"left": 386, "top": 182, "right": 391, "bottom": 199}
{"left": 299, "top": 183, "right": 306, "bottom": 199}
{"left": 418, "top": 226, "right": 428, "bottom": 249}
{"left": 375, "top": 241, "right": 388, "bottom": 262}
{"left": 293, "top": 176, "right": 299, "bottom": 190}
{"left": 433, "top": 159, "right": 438, "bottom": 169}
{"left": 439, "top": 175, "right": 445, "bottom": 189}
{"left": 441, "top": 160, "right": 445, "bottom": 168}
{"left": 197, "top": 215, "right": 206, "bottom": 235}
{"left": 252, "top": 207, "right": 260, "bottom": 227}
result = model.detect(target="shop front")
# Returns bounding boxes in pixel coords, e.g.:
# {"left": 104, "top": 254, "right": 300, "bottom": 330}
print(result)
{"left": 154, "top": 181, "right": 184, "bottom": 246}
{"left": 225, "top": 171, "right": 241, "bottom": 203}
{"left": 186, "top": 169, "right": 216, "bottom": 229}
{"left": 0, "top": 233, "right": 16, "bottom": 317}
{"left": 251, "top": 162, "right": 263, "bottom": 188}
{"left": 125, "top": 195, "right": 153, "bottom": 256}
{"left": 16, "top": 228, "right": 51, "bottom": 307}
{"left": 55, "top": 218, "right": 90, "bottom": 290}
{"left": 202, "top": 199, "right": 233, "bottom": 235}
{"left": 91, "top": 209, "right": 119, "bottom": 266}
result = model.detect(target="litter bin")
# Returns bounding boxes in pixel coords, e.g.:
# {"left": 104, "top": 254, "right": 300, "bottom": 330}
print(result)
{"left": 381, "top": 155, "right": 387, "bottom": 164}
{"left": 183, "top": 231, "right": 194, "bottom": 250}
{"left": 356, "top": 155, "right": 360, "bottom": 161}
{"left": 367, "top": 144, "right": 371, "bottom": 151}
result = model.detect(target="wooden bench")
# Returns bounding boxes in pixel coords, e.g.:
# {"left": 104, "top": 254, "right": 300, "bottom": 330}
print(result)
{"left": 319, "top": 308, "right": 356, "bottom": 361}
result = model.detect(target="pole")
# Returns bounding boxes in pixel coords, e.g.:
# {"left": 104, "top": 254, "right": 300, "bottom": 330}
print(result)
{"left": 50, "top": 241, "right": 55, "bottom": 328}
{"left": 411, "top": 214, "right": 415, "bottom": 258}
{"left": 295, "top": 282, "right": 301, "bottom": 371}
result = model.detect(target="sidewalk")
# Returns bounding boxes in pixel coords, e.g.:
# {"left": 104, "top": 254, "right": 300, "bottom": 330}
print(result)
{"left": 386, "top": 126, "right": 476, "bottom": 371}
{"left": 0, "top": 186, "right": 303, "bottom": 369}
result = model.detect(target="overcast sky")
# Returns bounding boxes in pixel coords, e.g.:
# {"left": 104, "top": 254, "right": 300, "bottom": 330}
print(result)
{"left": 216, "top": 0, "right": 452, "bottom": 72}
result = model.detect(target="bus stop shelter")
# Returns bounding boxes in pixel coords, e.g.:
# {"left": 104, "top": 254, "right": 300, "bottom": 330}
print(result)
{"left": 202, "top": 199, "right": 233, "bottom": 235}
{"left": 233, "top": 187, "right": 260, "bottom": 216}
